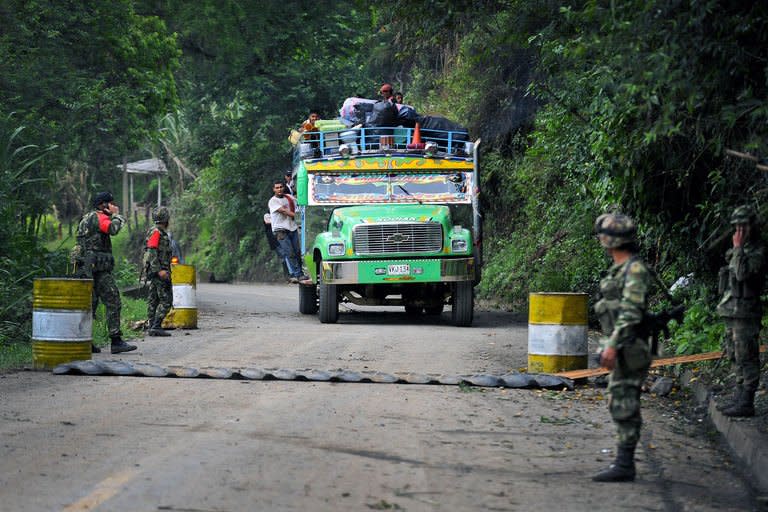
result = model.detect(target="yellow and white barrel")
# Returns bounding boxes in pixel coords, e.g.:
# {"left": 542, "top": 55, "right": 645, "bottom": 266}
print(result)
{"left": 32, "top": 278, "right": 93, "bottom": 369}
{"left": 527, "top": 292, "right": 588, "bottom": 373}
{"left": 162, "top": 264, "right": 198, "bottom": 329}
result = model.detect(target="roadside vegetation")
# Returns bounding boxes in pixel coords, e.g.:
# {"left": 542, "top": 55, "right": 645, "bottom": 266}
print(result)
{"left": 1, "top": 1, "right": 766, "bottom": 367}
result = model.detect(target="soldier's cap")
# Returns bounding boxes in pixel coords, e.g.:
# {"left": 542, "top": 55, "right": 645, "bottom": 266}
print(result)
{"left": 730, "top": 205, "right": 757, "bottom": 225}
{"left": 92, "top": 191, "right": 114, "bottom": 207}
{"left": 595, "top": 213, "right": 637, "bottom": 248}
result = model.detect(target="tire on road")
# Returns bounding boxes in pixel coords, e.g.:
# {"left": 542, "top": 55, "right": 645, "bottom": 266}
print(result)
{"left": 318, "top": 279, "right": 339, "bottom": 323}
{"left": 298, "top": 282, "right": 318, "bottom": 314}
{"left": 451, "top": 281, "right": 474, "bottom": 327}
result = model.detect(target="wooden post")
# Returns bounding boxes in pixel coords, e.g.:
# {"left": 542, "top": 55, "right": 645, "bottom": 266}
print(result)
{"left": 122, "top": 157, "right": 129, "bottom": 231}
{"left": 130, "top": 174, "right": 135, "bottom": 229}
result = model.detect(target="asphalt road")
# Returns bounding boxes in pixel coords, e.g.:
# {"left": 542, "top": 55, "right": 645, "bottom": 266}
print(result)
{"left": 0, "top": 283, "right": 761, "bottom": 511}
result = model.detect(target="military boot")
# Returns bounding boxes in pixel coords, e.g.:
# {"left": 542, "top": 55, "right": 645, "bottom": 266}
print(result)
{"left": 110, "top": 336, "right": 137, "bottom": 354}
{"left": 592, "top": 444, "right": 636, "bottom": 482}
{"left": 722, "top": 389, "right": 755, "bottom": 417}
{"left": 148, "top": 321, "right": 171, "bottom": 337}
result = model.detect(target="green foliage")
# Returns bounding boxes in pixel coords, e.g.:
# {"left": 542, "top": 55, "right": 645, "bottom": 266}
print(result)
{"left": 668, "top": 298, "right": 725, "bottom": 356}
{"left": 0, "top": 117, "right": 65, "bottom": 347}
{"left": 0, "top": 0, "right": 180, "bottom": 228}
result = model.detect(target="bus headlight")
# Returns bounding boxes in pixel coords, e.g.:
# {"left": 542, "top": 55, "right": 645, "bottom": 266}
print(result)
{"left": 451, "top": 239, "right": 468, "bottom": 252}
{"left": 328, "top": 242, "right": 345, "bottom": 256}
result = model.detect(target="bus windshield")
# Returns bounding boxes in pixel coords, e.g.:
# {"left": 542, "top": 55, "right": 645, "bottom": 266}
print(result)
{"left": 309, "top": 172, "right": 472, "bottom": 205}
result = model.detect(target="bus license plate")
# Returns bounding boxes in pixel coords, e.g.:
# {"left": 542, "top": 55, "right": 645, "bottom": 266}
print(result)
{"left": 387, "top": 264, "right": 410, "bottom": 276}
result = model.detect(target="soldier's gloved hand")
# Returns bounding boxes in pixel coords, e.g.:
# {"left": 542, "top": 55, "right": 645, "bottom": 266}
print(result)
{"left": 158, "top": 270, "right": 170, "bottom": 280}
{"left": 600, "top": 346, "right": 617, "bottom": 370}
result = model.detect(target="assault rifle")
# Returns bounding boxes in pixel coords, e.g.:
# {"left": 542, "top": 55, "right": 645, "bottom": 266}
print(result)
{"left": 644, "top": 304, "right": 686, "bottom": 356}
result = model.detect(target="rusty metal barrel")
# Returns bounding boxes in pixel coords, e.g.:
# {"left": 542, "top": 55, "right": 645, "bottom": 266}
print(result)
{"left": 32, "top": 278, "right": 93, "bottom": 369}
{"left": 527, "top": 292, "right": 588, "bottom": 373}
{"left": 161, "top": 264, "right": 197, "bottom": 329}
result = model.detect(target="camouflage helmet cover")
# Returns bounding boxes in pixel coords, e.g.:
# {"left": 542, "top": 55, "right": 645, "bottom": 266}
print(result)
{"left": 730, "top": 205, "right": 756, "bottom": 225}
{"left": 595, "top": 213, "right": 637, "bottom": 248}
{"left": 92, "top": 191, "right": 114, "bottom": 207}
{"left": 152, "top": 206, "right": 170, "bottom": 223}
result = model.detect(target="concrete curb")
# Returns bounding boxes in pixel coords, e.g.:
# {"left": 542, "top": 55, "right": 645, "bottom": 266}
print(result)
{"left": 682, "top": 371, "right": 768, "bottom": 492}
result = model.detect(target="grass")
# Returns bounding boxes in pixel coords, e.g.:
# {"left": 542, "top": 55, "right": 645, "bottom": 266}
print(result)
{"left": 0, "top": 296, "right": 147, "bottom": 371}
{"left": 92, "top": 296, "right": 148, "bottom": 349}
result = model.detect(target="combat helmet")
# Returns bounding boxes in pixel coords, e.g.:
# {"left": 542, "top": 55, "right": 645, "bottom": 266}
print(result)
{"left": 595, "top": 213, "right": 637, "bottom": 249}
{"left": 152, "top": 206, "right": 170, "bottom": 224}
{"left": 730, "top": 205, "right": 757, "bottom": 225}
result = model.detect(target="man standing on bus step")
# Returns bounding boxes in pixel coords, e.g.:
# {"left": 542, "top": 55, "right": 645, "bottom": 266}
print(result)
{"left": 144, "top": 206, "right": 173, "bottom": 337}
{"left": 269, "top": 180, "right": 307, "bottom": 283}
{"left": 74, "top": 191, "right": 137, "bottom": 354}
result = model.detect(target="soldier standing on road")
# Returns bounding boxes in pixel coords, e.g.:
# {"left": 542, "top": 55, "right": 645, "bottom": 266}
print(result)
{"left": 716, "top": 205, "right": 765, "bottom": 417}
{"left": 74, "top": 191, "right": 137, "bottom": 354}
{"left": 144, "top": 206, "right": 173, "bottom": 337}
{"left": 592, "top": 213, "right": 652, "bottom": 482}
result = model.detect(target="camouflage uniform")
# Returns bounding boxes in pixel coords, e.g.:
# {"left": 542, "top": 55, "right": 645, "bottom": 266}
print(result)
{"left": 74, "top": 203, "right": 126, "bottom": 340}
{"left": 716, "top": 205, "right": 764, "bottom": 416}
{"left": 596, "top": 257, "right": 652, "bottom": 445}
{"left": 592, "top": 213, "right": 651, "bottom": 482}
{"left": 144, "top": 207, "right": 173, "bottom": 335}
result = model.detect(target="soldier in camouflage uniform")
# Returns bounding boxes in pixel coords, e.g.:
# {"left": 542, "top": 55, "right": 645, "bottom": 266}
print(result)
{"left": 74, "top": 192, "right": 137, "bottom": 354}
{"left": 144, "top": 206, "right": 173, "bottom": 337}
{"left": 592, "top": 213, "right": 652, "bottom": 482}
{"left": 716, "top": 205, "right": 764, "bottom": 417}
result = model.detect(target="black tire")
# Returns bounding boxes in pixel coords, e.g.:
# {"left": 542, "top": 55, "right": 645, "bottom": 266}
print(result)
{"left": 404, "top": 304, "right": 423, "bottom": 315}
{"left": 318, "top": 281, "right": 339, "bottom": 323}
{"left": 299, "top": 282, "right": 318, "bottom": 314}
{"left": 451, "top": 281, "right": 474, "bottom": 327}
{"left": 424, "top": 303, "right": 444, "bottom": 315}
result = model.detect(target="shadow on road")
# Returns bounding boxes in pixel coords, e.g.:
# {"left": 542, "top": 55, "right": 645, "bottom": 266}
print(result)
{"left": 335, "top": 308, "right": 527, "bottom": 328}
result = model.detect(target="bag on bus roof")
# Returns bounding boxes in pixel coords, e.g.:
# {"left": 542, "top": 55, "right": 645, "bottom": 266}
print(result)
{"left": 366, "top": 101, "right": 398, "bottom": 128}
{"left": 396, "top": 105, "right": 418, "bottom": 128}
{"left": 340, "top": 97, "right": 377, "bottom": 125}
{"left": 416, "top": 115, "right": 469, "bottom": 141}
{"left": 353, "top": 102, "right": 375, "bottom": 126}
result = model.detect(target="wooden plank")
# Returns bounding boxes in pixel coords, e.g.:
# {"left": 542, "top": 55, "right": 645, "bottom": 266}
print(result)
{"left": 555, "top": 345, "right": 767, "bottom": 380}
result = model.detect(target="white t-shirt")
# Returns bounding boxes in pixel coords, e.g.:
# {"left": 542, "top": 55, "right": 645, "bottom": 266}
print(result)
{"left": 268, "top": 195, "right": 298, "bottom": 232}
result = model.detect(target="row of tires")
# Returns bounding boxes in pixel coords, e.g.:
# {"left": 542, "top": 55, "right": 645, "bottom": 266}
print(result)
{"left": 298, "top": 271, "right": 474, "bottom": 326}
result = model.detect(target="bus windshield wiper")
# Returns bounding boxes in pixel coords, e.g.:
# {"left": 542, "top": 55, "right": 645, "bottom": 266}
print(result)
{"left": 397, "top": 184, "right": 422, "bottom": 204}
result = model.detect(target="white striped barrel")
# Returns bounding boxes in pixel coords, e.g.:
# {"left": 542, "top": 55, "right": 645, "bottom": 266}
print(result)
{"left": 32, "top": 278, "right": 93, "bottom": 369}
{"left": 162, "top": 264, "right": 198, "bottom": 329}
{"left": 528, "top": 292, "right": 588, "bottom": 373}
